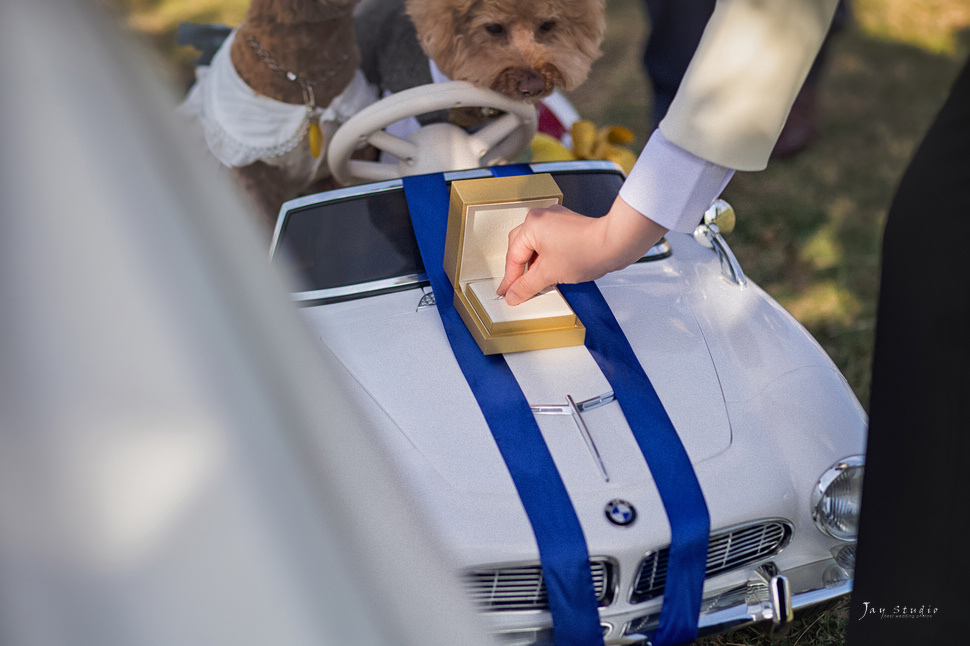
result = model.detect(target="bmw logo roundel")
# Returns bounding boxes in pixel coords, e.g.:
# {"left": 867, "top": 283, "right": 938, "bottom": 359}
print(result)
{"left": 605, "top": 499, "right": 637, "bottom": 526}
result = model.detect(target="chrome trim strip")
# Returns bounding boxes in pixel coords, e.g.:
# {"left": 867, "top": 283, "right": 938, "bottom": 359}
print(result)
{"left": 530, "top": 405, "right": 572, "bottom": 415}
{"left": 531, "top": 391, "right": 615, "bottom": 415}
{"left": 270, "top": 179, "right": 404, "bottom": 256}
{"left": 285, "top": 179, "right": 404, "bottom": 210}
{"left": 444, "top": 160, "right": 623, "bottom": 180}
{"left": 290, "top": 274, "right": 426, "bottom": 304}
{"left": 567, "top": 394, "right": 610, "bottom": 483}
{"left": 531, "top": 392, "right": 616, "bottom": 481}
{"left": 443, "top": 168, "right": 493, "bottom": 181}
{"left": 577, "top": 391, "right": 617, "bottom": 412}
{"left": 529, "top": 160, "right": 624, "bottom": 175}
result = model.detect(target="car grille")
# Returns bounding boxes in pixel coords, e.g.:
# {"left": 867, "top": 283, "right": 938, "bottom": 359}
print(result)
{"left": 465, "top": 560, "right": 613, "bottom": 611}
{"left": 630, "top": 520, "right": 792, "bottom": 603}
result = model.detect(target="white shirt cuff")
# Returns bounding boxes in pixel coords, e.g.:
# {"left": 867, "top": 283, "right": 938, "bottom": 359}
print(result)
{"left": 618, "top": 129, "right": 735, "bottom": 233}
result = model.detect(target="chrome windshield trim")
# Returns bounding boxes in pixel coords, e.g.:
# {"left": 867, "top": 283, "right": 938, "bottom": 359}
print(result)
{"left": 285, "top": 179, "right": 405, "bottom": 210}
{"left": 270, "top": 179, "right": 405, "bottom": 256}
{"left": 274, "top": 161, "right": 650, "bottom": 300}
{"left": 443, "top": 168, "right": 494, "bottom": 182}
{"left": 290, "top": 274, "right": 427, "bottom": 304}
{"left": 529, "top": 160, "right": 624, "bottom": 175}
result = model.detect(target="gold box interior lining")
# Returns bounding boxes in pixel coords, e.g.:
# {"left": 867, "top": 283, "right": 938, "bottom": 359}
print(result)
{"left": 459, "top": 199, "right": 557, "bottom": 280}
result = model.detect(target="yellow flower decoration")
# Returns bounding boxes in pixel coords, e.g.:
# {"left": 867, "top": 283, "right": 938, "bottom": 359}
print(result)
{"left": 530, "top": 119, "right": 638, "bottom": 174}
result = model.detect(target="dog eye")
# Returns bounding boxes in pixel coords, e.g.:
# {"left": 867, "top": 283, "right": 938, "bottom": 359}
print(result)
{"left": 538, "top": 21, "right": 557, "bottom": 33}
{"left": 484, "top": 23, "right": 506, "bottom": 36}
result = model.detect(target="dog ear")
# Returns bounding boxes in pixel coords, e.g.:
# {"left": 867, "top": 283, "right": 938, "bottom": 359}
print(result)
{"left": 559, "top": 0, "right": 607, "bottom": 63}
{"left": 247, "top": 0, "right": 359, "bottom": 24}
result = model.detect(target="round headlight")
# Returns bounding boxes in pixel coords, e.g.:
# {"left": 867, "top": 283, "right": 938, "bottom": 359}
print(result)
{"left": 811, "top": 456, "right": 864, "bottom": 541}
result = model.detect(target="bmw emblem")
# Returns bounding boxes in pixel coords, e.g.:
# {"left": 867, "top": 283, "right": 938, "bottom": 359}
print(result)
{"left": 605, "top": 499, "right": 637, "bottom": 527}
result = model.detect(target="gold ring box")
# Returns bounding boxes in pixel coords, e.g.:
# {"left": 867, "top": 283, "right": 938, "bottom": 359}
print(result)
{"left": 443, "top": 174, "right": 586, "bottom": 354}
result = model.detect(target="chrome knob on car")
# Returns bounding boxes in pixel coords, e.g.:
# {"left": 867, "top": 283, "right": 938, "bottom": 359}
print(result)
{"left": 694, "top": 199, "right": 747, "bottom": 287}
{"left": 705, "top": 199, "right": 736, "bottom": 233}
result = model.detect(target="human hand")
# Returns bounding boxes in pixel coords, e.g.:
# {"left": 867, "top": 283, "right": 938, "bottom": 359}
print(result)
{"left": 497, "top": 197, "right": 668, "bottom": 306}
{"left": 497, "top": 204, "right": 609, "bottom": 306}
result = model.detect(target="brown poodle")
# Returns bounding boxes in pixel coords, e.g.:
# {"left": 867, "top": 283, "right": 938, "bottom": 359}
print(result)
{"left": 356, "top": 0, "right": 605, "bottom": 120}
{"left": 408, "top": 0, "right": 606, "bottom": 100}
{"left": 180, "top": 0, "right": 377, "bottom": 228}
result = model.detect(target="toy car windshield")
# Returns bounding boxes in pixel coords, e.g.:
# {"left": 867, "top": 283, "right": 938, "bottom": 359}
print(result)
{"left": 271, "top": 163, "right": 668, "bottom": 303}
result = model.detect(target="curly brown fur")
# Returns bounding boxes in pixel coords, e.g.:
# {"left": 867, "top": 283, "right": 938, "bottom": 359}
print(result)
{"left": 243, "top": 0, "right": 354, "bottom": 23}
{"left": 231, "top": 0, "right": 360, "bottom": 108}
{"left": 226, "top": 0, "right": 361, "bottom": 229}
{"left": 404, "top": 0, "right": 605, "bottom": 101}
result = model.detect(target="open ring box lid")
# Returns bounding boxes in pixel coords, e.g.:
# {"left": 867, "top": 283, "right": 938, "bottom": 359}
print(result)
{"left": 443, "top": 173, "right": 585, "bottom": 354}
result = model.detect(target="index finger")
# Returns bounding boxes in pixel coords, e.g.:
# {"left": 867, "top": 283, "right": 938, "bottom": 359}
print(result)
{"left": 497, "top": 223, "right": 535, "bottom": 296}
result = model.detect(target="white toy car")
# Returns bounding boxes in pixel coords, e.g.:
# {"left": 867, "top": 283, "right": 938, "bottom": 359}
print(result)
{"left": 268, "top": 83, "right": 867, "bottom": 645}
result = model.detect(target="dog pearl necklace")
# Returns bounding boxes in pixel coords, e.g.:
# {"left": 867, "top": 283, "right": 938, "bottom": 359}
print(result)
{"left": 247, "top": 35, "right": 350, "bottom": 157}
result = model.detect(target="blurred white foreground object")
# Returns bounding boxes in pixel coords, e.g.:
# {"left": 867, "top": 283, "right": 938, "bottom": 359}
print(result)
{"left": 0, "top": 2, "right": 492, "bottom": 646}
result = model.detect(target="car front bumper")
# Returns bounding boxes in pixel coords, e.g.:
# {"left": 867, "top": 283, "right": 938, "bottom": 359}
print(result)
{"left": 486, "top": 549, "right": 854, "bottom": 646}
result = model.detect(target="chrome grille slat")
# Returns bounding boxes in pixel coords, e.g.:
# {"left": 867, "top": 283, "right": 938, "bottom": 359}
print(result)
{"left": 631, "top": 520, "right": 791, "bottom": 604}
{"left": 465, "top": 561, "right": 611, "bottom": 612}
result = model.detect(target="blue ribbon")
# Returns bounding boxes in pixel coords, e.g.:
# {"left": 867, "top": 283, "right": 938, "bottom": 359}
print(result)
{"left": 494, "top": 163, "right": 710, "bottom": 645}
{"left": 403, "top": 172, "right": 604, "bottom": 646}
{"left": 559, "top": 282, "right": 710, "bottom": 645}
{"left": 404, "top": 165, "right": 710, "bottom": 646}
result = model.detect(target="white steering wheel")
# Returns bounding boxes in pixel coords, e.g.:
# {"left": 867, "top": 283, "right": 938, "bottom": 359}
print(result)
{"left": 327, "top": 81, "right": 538, "bottom": 185}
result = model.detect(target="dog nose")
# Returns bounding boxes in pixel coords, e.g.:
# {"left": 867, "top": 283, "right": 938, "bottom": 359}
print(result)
{"left": 518, "top": 71, "right": 545, "bottom": 97}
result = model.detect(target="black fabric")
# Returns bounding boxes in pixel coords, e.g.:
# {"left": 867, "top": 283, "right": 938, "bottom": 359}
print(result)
{"left": 354, "top": 0, "right": 445, "bottom": 126}
{"left": 355, "top": 0, "right": 433, "bottom": 94}
{"left": 641, "top": 0, "right": 715, "bottom": 126}
{"left": 847, "top": 57, "right": 970, "bottom": 645}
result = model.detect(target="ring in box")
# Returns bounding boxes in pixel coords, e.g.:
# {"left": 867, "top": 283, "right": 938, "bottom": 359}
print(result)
{"left": 443, "top": 173, "right": 585, "bottom": 354}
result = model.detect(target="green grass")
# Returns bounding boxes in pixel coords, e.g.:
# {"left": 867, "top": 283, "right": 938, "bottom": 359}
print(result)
{"left": 692, "top": 599, "right": 851, "bottom": 646}
{"left": 109, "top": 1, "right": 970, "bottom": 642}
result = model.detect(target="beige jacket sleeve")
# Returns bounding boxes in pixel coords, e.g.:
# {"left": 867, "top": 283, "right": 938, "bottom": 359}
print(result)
{"left": 660, "top": 0, "right": 839, "bottom": 171}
